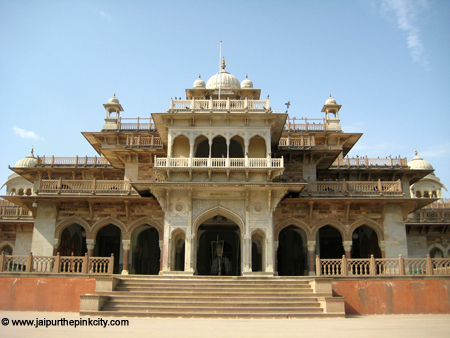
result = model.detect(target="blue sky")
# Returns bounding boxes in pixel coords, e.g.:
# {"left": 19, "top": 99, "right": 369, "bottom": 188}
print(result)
{"left": 1, "top": 0, "right": 449, "bottom": 197}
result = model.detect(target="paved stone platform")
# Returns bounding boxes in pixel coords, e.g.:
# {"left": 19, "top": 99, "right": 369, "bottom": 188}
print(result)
{"left": 1, "top": 311, "right": 449, "bottom": 337}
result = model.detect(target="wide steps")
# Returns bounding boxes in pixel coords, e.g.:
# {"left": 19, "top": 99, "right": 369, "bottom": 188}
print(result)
{"left": 81, "top": 276, "right": 345, "bottom": 318}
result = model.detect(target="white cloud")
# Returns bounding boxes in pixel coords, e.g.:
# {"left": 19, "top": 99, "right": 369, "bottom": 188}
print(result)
{"left": 13, "top": 126, "right": 43, "bottom": 140}
{"left": 100, "top": 11, "right": 112, "bottom": 21}
{"left": 381, "top": 0, "right": 429, "bottom": 68}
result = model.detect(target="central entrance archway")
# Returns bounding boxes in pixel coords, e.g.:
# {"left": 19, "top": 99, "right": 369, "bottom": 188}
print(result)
{"left": 196, "top": 215, "right": 241, "bottom": 276}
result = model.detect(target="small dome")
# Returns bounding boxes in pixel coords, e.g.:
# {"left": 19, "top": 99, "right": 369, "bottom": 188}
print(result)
{"left": 408, "top": 150, "right": 433, "bottom": 170}
{"left": 108, "top": 94, "right": 119, "bottom": 104}
{"left": 206, "top": 58, "right": 241, "bottom": 90}
{"left": 15, "top": 148, "right": 37, "bottom": 168}
{"left": 193, "top": 75, "right": 206, "bottom": 89}
{"left": 241, "top": 75, "right": 253, "bottom": 89}
{"left": 325, "top": 94, "right": 337, "bottom": 105}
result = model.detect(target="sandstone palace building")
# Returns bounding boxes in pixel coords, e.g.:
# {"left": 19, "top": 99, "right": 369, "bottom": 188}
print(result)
{"left": 1, "top": 60, "right": 449, "bottom": 278}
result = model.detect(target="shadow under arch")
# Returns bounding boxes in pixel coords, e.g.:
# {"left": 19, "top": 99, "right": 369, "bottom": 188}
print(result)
{"left": 54, "top": 216, "right": 91, "bottom": 244}
{"left": 193, "top": 206, "right": 244, "bottom": 233}
{"left": 274, "top": 217, "right": 313, "bottom": 241}
{"left": 126, "top": 216, "right": 163, "bottom": 240}
{"left": 310, "top": 218, "right": 346, "bottom": 240}
{"left": 348, "top": 218, "right": 384, "bottom": 242}
{"left": 90, "top": 216, "right": 127, "bottom": 239}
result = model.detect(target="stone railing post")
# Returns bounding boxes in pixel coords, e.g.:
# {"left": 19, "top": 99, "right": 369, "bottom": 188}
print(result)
{"left": 307, "top": 241, "right": 316, "bottom": 276}
{"left": 426, "top": 254, "right": 433, "bottom": 275}
{"left": 342, "top": 255, "right": 348, "bottom": 276}
{"left": 370, "top": 254, "right": 376, "bottom": 275}
{"left": 398, "top": 254, "right": 405, "bottom": 275}
{"left": 82, "top": 253, "right": 88, "bottom": 273}
{"left": 0, "top": 251, "right": 5, "bottom": 272}
{"left": 108, "top": 254, "right": 114, "bottom": 274}
{"left": 226, "top": 97, "right": 230, "bottom": 110}
{"left": 316, "top": 255, "right": 322, "bottom": 276}
{"left": 26, "top": 252, "right": 33, "bottom": 272}
{"left": 377, "top": 179, "right": 382, "bottom": 192}
{"left": 53, "top": 252, "right": 61, "bottom": 273}
{"left": 86, "top": 239, "right": 95, "bottom": 257}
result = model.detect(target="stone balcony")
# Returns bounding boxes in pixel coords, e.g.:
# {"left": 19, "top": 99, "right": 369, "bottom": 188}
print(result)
{"left": 167, "top": 98, "right": 271, "bottom": 113}
{"left": 36, "top": 179, "right": 138, "bottom": 196}
{"left": 154, "top": 157, "right": 283, "bottom": 170}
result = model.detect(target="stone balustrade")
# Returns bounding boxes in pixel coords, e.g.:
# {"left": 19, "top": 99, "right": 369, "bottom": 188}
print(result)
{"left": 154, "top": 157, "right": 284, "bottom": 169}
{"left": 125, "top": 135, "right": 163, "bottom": 148}
{"left": 278, "top": 135, "right": 316, "bottom": 148}
{"left": 36, "top": 179, "right": 138, "bottom": 196}
{"left": 0, "top": 252, "right": 114, "bottom": 274}
{"left": 0, "top": 200, "right": 32, "bottom": 219}
{"left": 316, "top": 254, "right": 450, "bottom": 277}
{"left": 302, "top": 179, "right": 403, "bottom": 196}
{"left": 168, "top": 98, "right": 271, "bottom": 112}
{"left": 118, "top": 117, "right": 155, "bottom": 130}
{"left": 36, "top": 156, "right": 110, "bottom": 166}
{"left": 284, "top": 118, "right": 326, "bottom": 131}
{"left": 332, "top": 156, "right": 408, "bottom": 167}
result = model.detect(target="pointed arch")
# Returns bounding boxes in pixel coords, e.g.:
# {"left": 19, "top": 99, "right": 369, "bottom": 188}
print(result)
{"left": 55, "top": 216, "right": 91, "bottom": 242}
{"left": 126, "top": 216, "right": 163, "bottom": 240}
{"left": 0, "top": 241, "right": 15, "bottom": 254}
{"left": 311, "top": 217, "right": 346, "bottom": 239}
{"left": 348, "top": 218, "right": 384, "bottom": 242}
{"left": 90, "top": 216, "right": 127, "bottom": 239}
{"left": 194, "top": 206, "right": 244, "bottom": 232}
{"left": 428, "top": 243, "right": 448, "bottom": 258}
{"left": 274, "top": 217, "right": 312, "bottom": 241}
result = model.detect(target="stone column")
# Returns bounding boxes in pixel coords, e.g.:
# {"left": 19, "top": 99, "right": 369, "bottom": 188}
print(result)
{"left": 383, "top": 204, "right": 409, "bottom": 257}
{"left": 31, "top": 201, "right": 57, "bottom": 256}
{"left": 121, "top": 239, "right": 131, "bottom": 275}
{"left": 343, "top": 241, "right": 352, "bottom": 258}
{"left": 53, "top": 238, "right": 59, "bottom": 255}
{"left": 307, "top": 241, "right": 316, "bottom": 276}
{"left": 274, "top": 240, "right": 279, "bottom": 275}
{"left": 158, "top": 240, "right": 163, "bottom": 273}
{"left": 86, "top": 239, "right": 95, "bottom": 257}
{"left": 379, "top": 240, "right": 386, "bottom": 258}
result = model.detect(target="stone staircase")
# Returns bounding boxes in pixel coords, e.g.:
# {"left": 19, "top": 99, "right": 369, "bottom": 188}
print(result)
{"left": 80, "top": 276, "right": 345, "bottom": 318}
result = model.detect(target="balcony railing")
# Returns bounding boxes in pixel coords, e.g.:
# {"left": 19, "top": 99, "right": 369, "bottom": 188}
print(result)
{"left": 284, "top": 118, "right": 326, "bottom": 131}
{"left": 36, "top": 179, "right": 138, "bottom": 196}
{"left": 154, "top": 157, "right": 284, "bottom": 169}
{"left": 118, "top": 117, "right": 155, "bottom": 130}
{"left": 36, "top": 156, "right": 110, "bottom": 166}
{"left": 316, "top": 255, "right": 450, "bottom": 277}
{"left": 278, "top": 135, "right": 316, "bottom": 148}
{"left": 125, "top": 135, "right": 163, "bottom": 148}
{"left": 0, "top": 252, "right": 113, "bottom": 274}
{"left": 299, "top": 180, "right": 403, "bottom": 197}
{"left": 332, "top": 156, "right": 408, "bottom": 167}
{"left": 169, "top": 98, "right": 271, "bottom": 112}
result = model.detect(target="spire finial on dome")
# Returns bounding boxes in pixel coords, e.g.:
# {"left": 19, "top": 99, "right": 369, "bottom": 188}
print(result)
{"left": 114, "top": 93, "right": 116, "bottom": 97}
{"left": 415, "top": 149, "right": 418, "bottom": 156}
{"left": 221, "top": 57, "right": 226, "bottom": 70}
{"left": 246, "top": 74, "right": 248, "bottom": 79}
{"left": 330, "top": 93, "right": 332, "bottom": 97}
{"left": 30, "top": 147, "right": 34, "bottom": 157}
{"left": 199, "top": 74, "right": 201, "bottom": 78}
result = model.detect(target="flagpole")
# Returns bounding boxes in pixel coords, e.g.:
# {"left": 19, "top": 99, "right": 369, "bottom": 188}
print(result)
{"left": 219, "top": 41, "right": 222, "bottom": 101}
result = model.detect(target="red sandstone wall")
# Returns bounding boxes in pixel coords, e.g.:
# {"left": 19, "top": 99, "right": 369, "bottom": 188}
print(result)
{"left": 0, "top": 276, "right": 96, "bottom": 312}
{"left": 333, "top": 279, "right": 450, "bottom": 315}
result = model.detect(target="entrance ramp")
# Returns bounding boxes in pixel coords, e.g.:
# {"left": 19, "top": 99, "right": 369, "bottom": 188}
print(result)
{"left": 80, "top": 276, "right": 345, "bottom": 318}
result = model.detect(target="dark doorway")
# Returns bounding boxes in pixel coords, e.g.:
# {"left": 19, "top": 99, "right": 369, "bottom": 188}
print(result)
{"left": 317, "top": 225, "right": 344, "bottom": 259}
{"left": 196, "top": 216, "right": 241, "bottom": 276}
{"left": 277, "top": 226, "right": 306, "bottom": 276}
{"left": 351, "top": 225, "right": 382, "bottom": 258}
{"left": 95, "top": 224, "right": 121, "bottom": 274}
{"left": 133, "top": 227, "right": 160, "bottom": 275}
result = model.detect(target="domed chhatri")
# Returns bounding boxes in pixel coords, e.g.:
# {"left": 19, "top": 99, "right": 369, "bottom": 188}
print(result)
{"left": 241, "top": 75, "right": 253, "bottom": 89}
{"left": 108, "top": 93, "right": 120, "bottom": 104}
{"left": 15, "top": 148, "right": 37, "bottom": 168}
{"left": 193, "top": 75, "right": 206, "bottom": 89}
{"left": 408, "top": 150, "right": 434, "bottom": 170}
{"left": 206, "top": 58, "right": 241, "bottom": 90}
{"left": 325, "top": 94, "right": 337, "bottom": 106}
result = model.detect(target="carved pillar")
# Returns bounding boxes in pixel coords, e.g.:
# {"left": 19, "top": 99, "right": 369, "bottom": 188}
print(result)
{"left": 86, "top": 239, "right": 95, "bottom": 257}
{"left": 53, "top": 238, "right": 59, "bottom": 255}
{"left": 343, "top": 240, "right": 352, "bottom": 259}
{"left": 307, "top": 241, "right": 316, "bottom": 276}
{"left": 379, "top": 240, "right": 386, "bottom": 258}
{"left": 274, "top": 240, "right": 279, "bottom": 275}
{"left": 159, "top": 239, "right": 163, "bottom": 273}
{"left": 121, "top": 239, "right": 131, "bottom": 275}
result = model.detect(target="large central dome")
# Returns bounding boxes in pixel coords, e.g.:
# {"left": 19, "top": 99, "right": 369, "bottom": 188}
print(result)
{"left": 206, "top": 59, "right": 241, "bottom": 90}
